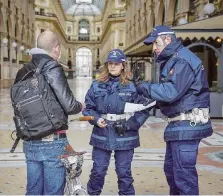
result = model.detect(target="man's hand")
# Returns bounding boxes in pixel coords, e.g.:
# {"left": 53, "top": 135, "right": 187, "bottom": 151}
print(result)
{"left": 81, "top": 102, "right": 86, "bottom": 111}
{"left": 97, "top": 118, "right": 107, "bottom": 128}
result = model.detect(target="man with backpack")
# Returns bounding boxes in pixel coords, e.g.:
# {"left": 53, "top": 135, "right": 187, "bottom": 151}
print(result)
{"left": 12, "top": 30, "right": 84, "bottom": 195}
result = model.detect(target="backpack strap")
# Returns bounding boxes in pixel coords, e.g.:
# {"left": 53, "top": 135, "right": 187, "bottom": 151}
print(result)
{"left": 18, "top": 59, "right": 51, "bottom": 82}
{"left": 20, "top": 69, "right": 35, "bottom": 81}
{"left": 10, "top": 136, "right": 20, "bottom": 153}
{"left": 35, "top": 58, "right": 52, "bottom": 74}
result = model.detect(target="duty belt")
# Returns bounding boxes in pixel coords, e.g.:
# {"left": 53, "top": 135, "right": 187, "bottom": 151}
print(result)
{"left": 101, "top": 113, "right": 133, "bottom": 121}
{"left": 34, "top": 133, "right": 67, "bottom": 141}
{"left": 165, "top": 108, "right": 210, "bottom": 126}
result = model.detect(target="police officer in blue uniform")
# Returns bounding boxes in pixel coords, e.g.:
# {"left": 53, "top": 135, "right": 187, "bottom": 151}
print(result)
{"left": 83, "top": 49, "right": 152, "bottom": 195}
{"left": 136, "top": 25, "right": 213, "bottom": 195}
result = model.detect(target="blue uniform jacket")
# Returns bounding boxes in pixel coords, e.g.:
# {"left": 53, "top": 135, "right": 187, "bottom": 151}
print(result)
{"left": 137, "top": 39, "right": 213, "bottom": 141}
{"left": 83, "top": 77, "right": 150, "bottom": 150}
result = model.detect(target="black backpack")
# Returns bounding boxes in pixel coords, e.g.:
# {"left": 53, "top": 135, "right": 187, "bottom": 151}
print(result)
{"left": 10, "top": 59, "right": 67, "bottom": 152}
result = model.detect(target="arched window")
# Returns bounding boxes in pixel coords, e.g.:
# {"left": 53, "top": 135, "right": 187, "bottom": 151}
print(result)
{"left": 79, "top": 19, "right": 90, "bottom": 41}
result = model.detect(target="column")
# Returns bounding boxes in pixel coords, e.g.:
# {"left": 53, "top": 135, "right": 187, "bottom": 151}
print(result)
{"left": 203, "top": 46, "right": 209, "bottom": 82}
{"left": 0, "top": 33, "right": 4, "bottom": 80}
{"left": 11, "top": 41, "right": 17, "bottom": 62}
{"left": 72, "top": 48, "right": 76, "bottom": 78}
{"left": 11, "top": 41, "right": 18, "bottom": 79}
{"left": 114, "top": 29, "right": 119, "bottom": 48}
{"left": 9, "top": 38, "right": 13, "bottom": 79}
{"left": 176, "top": 0, "right": 190, "bottom": 24}
{"left": 1, "top": 36, "right": 9, "bottom": 80}
{"left": 2, "top": 37, "right": 8, "bottom": 61}
{"left": 194, "top": 0, "right": 205, "bottom": 20}
{"left": 74, "top": 20, "right": 78, "bottom": 40}
{"left": 18, "top": 44, "right": 25, "bottom": 68}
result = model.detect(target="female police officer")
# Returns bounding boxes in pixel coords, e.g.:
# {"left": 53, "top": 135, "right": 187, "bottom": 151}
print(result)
{"left": 83, "top": 49, "right": 152, "bottom": 195}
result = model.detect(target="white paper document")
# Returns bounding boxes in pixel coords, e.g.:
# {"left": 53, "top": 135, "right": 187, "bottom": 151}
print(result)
{"left": 124, "top": 101, "right": 156, "bottom": 113}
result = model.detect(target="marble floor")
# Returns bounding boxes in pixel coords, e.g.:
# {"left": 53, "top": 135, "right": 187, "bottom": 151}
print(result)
{"left": 0, "top": 78, "right": 223, "bottom": 195}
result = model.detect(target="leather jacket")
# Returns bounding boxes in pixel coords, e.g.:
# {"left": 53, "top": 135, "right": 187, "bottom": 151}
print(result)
{"left": 14, "top": 53, "right": 82, "bottom": 130}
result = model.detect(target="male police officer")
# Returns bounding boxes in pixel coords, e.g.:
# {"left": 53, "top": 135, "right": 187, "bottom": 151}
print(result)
{"left": 136, "top": 25, "right": 213, "bottom": 195}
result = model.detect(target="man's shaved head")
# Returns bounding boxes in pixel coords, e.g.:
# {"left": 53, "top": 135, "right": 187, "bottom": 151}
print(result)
{"left": 37, "top": 30, "right": 60, "bottom": 53}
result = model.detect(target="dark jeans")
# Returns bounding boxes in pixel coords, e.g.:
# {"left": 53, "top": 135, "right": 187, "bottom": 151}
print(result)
{"left": 87, "top": 147, "right": 135, "bottom": 195}
{"left": 164, "top": 139, "right": 200, "bottom": 195}
{"left": 23, "top": 138, "right": 68, "bottom": 195}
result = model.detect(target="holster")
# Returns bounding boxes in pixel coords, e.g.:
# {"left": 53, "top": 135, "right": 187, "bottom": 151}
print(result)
{"left": 114, "top": 119, "right": 126, "bottom": 136}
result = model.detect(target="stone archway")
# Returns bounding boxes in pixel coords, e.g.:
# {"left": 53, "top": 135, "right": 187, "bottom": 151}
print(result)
{"left": 75, "top": 47, "right": 92, "bottom": 77}
{"left": 187, "top": 42, "right": 223, "bottom": 88}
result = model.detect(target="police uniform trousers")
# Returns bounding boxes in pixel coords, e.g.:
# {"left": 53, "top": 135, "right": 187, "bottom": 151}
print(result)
{"left": 87, "top": 147, "right": 135, "bottom": 195}
{"left": 164, "top": 139, "right": 200, "bottom": 195}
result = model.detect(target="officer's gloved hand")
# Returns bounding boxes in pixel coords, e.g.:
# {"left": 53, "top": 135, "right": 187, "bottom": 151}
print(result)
{"left": 133, "top": 76, "right": 141, "bottom": 86}
{"left": 114, "top": 119, "right": 126, "bottom": 136}
{"left": 135, "top": 81, "right": 150, "bottom": 96}
{"left": 141, "top": 96, "right": 156, "bottom": 107}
